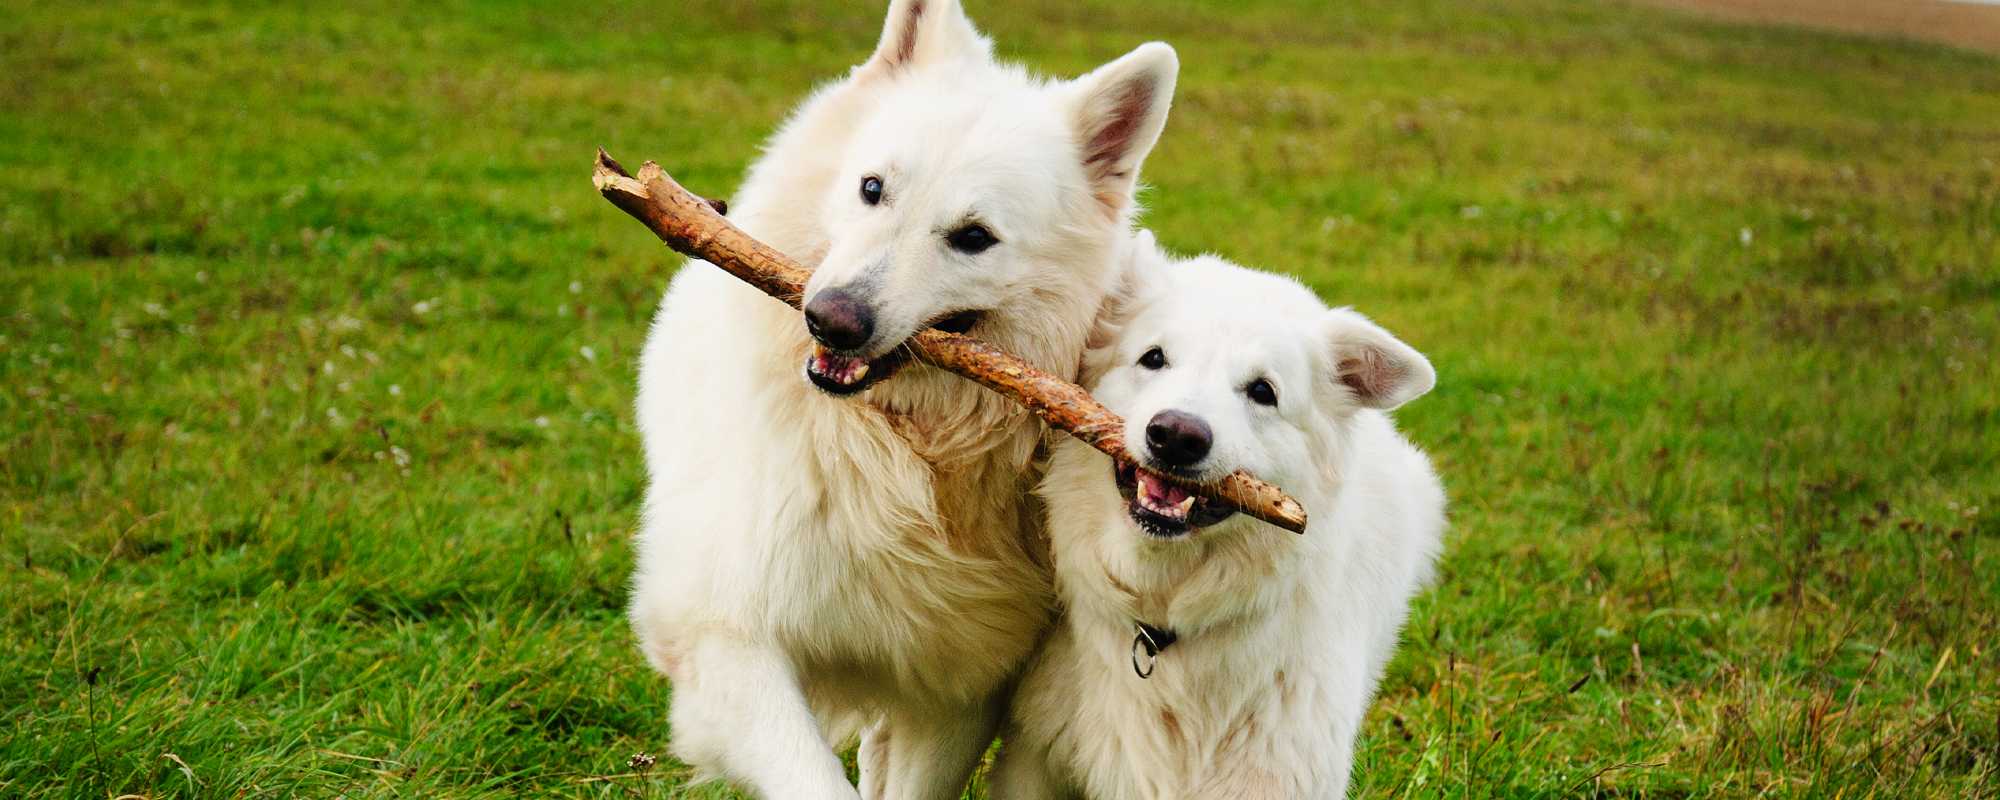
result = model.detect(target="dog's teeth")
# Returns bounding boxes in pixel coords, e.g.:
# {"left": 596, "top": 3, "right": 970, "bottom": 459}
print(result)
{"left": 848, "top": 361, "right": 868, "bottom": 382}
{"left": 1176, "top": 495, "right": 1196, "bottom": 515}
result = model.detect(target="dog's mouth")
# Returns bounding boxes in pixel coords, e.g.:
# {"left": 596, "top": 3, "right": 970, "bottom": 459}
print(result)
{"left": 806, "top": 346, "right": 908, "bottom": 395}
{"left": 804, "top": 310, "right": 985, "bottom": 396}
{"left": 928, "top": 310, "right": 982, "bottom": 335}
{"left": 1114, "top": 460, "right": 1238, "bottom": 540}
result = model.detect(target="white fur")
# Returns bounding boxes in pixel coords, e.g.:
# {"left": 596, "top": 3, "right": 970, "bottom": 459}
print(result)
{"left": 990, "top": 238, "right": 1446, "bottom": 800}
{"left": 626, "top": 2, "right": 1177, "bottom": 799}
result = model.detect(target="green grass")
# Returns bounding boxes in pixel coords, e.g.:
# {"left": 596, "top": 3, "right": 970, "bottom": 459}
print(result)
{"left": 3, "top": 0, "right": 1997, "bottom": 796}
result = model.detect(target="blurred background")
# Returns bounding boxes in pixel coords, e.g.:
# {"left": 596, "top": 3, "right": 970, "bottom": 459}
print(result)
{"left": 3, "top": 0, "right": 1995, "bottom": 797}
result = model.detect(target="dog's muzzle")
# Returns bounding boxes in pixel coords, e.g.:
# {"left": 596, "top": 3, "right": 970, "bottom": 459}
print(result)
{"left": 1115, "top": 460, "right": 1237, "bottom": 539}
{"left": 802, "top": 309, "right": 984, "bottom": 396}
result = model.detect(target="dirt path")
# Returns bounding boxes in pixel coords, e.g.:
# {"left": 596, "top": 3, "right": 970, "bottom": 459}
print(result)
{"left": 1623, "top": 0, "right": 2000, "bottom": 53}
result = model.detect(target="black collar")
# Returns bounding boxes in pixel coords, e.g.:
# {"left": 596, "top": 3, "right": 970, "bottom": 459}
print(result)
{"left": 1131, "top": 622, "right": 1178, "bottom": 679}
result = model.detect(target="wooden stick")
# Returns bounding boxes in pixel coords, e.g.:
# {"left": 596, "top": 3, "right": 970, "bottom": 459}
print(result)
{"left": 592, "top": 149, "right": 1308, "bottom": 534}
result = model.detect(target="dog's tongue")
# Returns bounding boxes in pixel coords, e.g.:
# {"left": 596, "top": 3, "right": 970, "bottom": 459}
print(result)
{"left": 811, "top": 347, "right": 871, "bottom": 385}
{"left": 1136, "top": 472, "right": 1196, "bottom": 521}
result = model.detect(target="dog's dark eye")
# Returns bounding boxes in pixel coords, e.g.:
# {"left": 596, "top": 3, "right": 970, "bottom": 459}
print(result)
{"left": 946, "top": 224, "right": 997, "bottom": 254}
{"left": 861, "top": 176, "right": 883, "bottom": 205}
{"left": 1138, "top": 347, "right": 1166, "bottom": 370}
{"left": 1246, "top": 378, "right": 1278, "bottom": 406}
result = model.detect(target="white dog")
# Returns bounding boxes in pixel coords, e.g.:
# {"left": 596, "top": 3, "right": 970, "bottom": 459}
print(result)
{"left": 990, "top": 237, "right": 1446, "bottom": 800}
{"left": 626, "top": 1, "right": 1178, "bottom": 798}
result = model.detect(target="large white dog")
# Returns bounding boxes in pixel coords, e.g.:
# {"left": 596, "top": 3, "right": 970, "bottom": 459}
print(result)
{"left": 627, "top": 1, "right": 1178, "bottom": 798}
{"left": 990, "top": 237, "right": 1446, "bottom": 800}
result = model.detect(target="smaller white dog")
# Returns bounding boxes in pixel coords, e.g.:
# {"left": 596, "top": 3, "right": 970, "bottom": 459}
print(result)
{"left": 990, "top": 236, "right": 1446, "bottom": 800}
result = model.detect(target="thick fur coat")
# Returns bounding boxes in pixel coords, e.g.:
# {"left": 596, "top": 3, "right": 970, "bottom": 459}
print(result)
{"left": 626, "top": 3, "right": 1177, "bottom": 799}
{"left": 990, "top": 239, "right": 1447, "bottom": 800}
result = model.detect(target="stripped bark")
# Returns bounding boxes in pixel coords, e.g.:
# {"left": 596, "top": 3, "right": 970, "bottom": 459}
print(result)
{"left": 592, "top": 148, "right": 1308, "bottom": 533}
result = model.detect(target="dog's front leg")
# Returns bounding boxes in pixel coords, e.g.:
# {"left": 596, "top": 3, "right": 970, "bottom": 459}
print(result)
{"left": 985, "top": 729, "right": 1080, "bottom": 800}
{"left": 856, "top": 693, "right": 1005, "bottom": 800}
{"left": 667, "top": 635, "right": 859, "bottom": 800}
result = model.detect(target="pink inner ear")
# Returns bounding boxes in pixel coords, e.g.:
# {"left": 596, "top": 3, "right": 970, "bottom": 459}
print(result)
{"left": 1338, "top": 351, "right": 1406, "bottom": 403}
{"left": 1084, "top": 80, "right": 1155, "bottom": 184}
{"left": 891, "top": 0, "right": 926, "bottom": 67}
{"left": 1337, "top": 356, "right": 1370, "bottom": 395}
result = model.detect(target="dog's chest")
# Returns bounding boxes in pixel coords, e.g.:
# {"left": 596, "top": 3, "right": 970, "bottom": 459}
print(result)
{"left": 1083, "top": 533, "right": 1291, "bottom": 633}
{"left": 787, "top": 445, "right": 1053, "bottom": 693}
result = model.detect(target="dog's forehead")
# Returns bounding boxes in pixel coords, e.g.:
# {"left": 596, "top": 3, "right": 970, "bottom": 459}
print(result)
{"left": 1120, "top": 257, "right": 1330, "bottom": 375}
{"left": 863, "top": 80, "right": 1070, "bottom": 165}
{"left": 849, "top": 85, "right": 1080, "bottom": 222}
{"left": 1170, "top": 257, "right": 1328, "bottom": 318}
{"left": 1137, "top": 294, "right": 1314, "bottom": 375}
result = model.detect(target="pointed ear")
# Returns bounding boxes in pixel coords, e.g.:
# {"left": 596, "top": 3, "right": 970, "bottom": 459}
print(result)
{"left": 855, "top": 0, "right": 993, "bottom": 82}
{"left": 1065, "top": 42, "right": 1177, "bottom": 214}
{"left": 1105, "top": 229, "right": 1171, "bottom": 316}
{"left": 1315, "top": 309, "right": 1435, "bottom": 411}
{"left": 1084, "top": 231, "right": 1169, "bottom": 347}
{"left": 1080, "top": 231, "right": 1173, "bottom": 385}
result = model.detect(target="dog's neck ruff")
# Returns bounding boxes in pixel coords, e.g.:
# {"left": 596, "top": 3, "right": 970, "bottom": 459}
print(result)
{"left": 1130, "top": 621, "right": 1179, "bottom": 679}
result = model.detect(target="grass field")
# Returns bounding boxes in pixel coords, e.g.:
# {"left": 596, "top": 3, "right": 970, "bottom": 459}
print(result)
{"left": 3, "top": 0, "right": 1997, "bottom": 797}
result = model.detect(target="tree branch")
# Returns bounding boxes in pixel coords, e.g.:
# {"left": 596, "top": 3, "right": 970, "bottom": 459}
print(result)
{"left": 592, "top": 148, "right": 1307, "bottom": 534}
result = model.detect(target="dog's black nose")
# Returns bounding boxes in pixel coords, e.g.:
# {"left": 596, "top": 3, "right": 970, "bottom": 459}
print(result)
{"left": 804, "top": 289, "right": 875, "bottom": 352}
{"left": 1145, "top": 410, "right": 1212, "bottom": 468}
